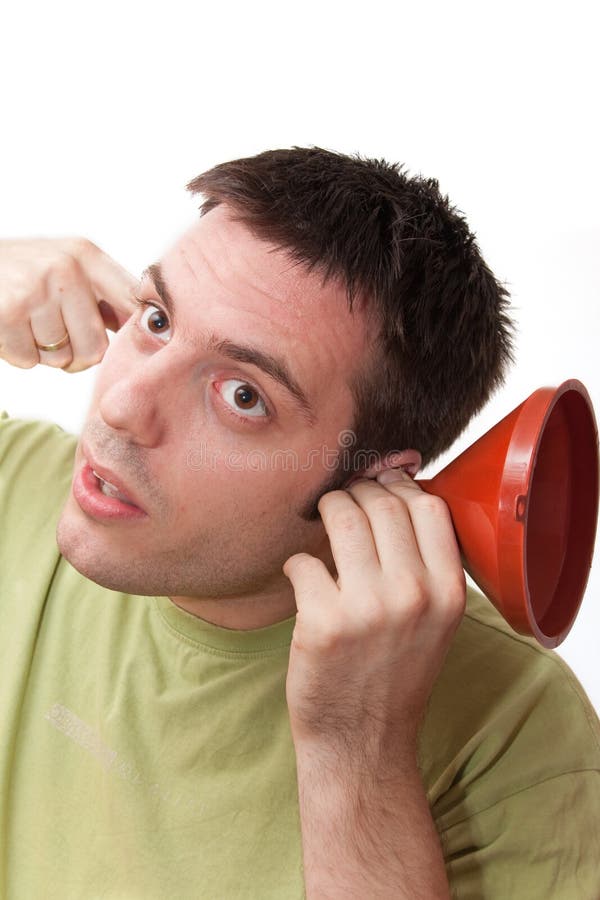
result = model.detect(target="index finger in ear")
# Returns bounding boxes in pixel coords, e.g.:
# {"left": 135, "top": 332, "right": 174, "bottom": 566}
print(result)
{"left": 376, "top": 467, "right": 423, "bottom": 491}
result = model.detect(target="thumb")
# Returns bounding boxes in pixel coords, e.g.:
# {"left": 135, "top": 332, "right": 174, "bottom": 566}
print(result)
{"left": 283, "top": 552, "right": 318, "bottom": 579}
{"left": 282, "top": 553, "right": 333, "bottom": 601}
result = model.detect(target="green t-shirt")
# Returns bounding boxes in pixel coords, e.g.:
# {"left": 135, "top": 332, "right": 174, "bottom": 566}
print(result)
{"left": 1, "top": 410, "right": 599, "bottom": 899}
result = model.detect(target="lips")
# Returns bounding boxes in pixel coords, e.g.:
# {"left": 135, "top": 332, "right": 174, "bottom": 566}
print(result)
{"left": 82, "top": 445, "right": 146, "bottom": 512}
{"left": 92, "top": 470, "right": 138, "bottom": 506}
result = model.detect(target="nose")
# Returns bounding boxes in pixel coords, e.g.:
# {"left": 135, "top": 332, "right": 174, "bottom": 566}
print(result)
{"left": 98, "top": 355, "right": 168, "bottom": 448}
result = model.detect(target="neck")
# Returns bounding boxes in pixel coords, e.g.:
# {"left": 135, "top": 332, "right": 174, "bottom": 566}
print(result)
{"left": 168, "top": 538, "right": 335, "bottom": 631}
{"left": 168, "top": 583, "right": 298, "bottom": 631}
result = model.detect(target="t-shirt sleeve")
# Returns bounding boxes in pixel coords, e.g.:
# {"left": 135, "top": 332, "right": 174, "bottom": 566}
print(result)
{"left": 0, "top": 408, "right": 78, "bottom": 594}
{"left": 440, "top": 770, "right": 600, "bottom": 898}
{"left": 424, "top": 592, "right": 600, "bottom": 899}
{"left": 0, "top": 408, "right": 80, "bottom": 768}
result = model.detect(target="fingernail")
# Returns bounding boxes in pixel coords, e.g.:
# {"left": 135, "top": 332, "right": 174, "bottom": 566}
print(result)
{"left": 376, "top": 467, "right": 411, "bottom": 485}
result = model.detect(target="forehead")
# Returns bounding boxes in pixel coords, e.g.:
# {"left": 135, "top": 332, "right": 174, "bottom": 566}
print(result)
{"left": 156, "top": 205, "right": 373, "bottom": 413}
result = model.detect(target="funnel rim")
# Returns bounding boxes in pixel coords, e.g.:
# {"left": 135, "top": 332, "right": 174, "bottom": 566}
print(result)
{"left": 498, "top": 379, "right": 599, "bottom": 647}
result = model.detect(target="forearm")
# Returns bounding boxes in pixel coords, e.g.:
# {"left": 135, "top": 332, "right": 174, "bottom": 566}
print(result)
{"left": 295, "top": 747, "right": 451, "bottom": 900}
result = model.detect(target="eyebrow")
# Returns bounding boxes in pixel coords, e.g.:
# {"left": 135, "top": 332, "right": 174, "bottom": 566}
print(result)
{"left": 141, "top": 262, "right": 317, "bottom": 426}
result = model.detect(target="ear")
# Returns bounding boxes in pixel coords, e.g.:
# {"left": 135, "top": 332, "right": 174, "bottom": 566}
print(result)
{"left": 346, "top": 449, "right": 422, "bottom": 486}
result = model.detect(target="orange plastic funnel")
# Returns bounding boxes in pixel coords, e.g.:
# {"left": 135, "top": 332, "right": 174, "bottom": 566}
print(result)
{"left": 417, "top": 380, "right": 599, "bottom": 648}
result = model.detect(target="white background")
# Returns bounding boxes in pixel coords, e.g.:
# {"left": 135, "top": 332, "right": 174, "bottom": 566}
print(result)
{"left": 1, "top": 1, "right": 598, "bottom": 711}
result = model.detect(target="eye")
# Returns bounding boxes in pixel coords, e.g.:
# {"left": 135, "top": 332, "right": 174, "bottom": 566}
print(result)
{"left": 135, "top": 298, "right": 171, "bottom": 342}
{"left": 216, "top": 379, "right": 269, "bottom": 419}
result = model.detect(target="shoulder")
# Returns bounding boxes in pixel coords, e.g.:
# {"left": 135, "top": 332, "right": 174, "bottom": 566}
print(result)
{"left": 0, "top": 409, "right": 77, "bottom": 552}
{"left": 421, "top": 585, "right": 600, "bottom": 804}
{"left": 422, "top": 586, "right": 600, "bottom": 898}
{"left": 0, "top": 409, "right": 77, "bottom": 498}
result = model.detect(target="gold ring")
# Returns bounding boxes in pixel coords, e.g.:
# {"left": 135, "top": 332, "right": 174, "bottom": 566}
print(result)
{"left": 35, "top": 332, "right": 71, "bottom": 352}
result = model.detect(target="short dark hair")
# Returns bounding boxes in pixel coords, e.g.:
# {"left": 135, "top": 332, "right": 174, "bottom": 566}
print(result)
{"left": 187, "top": 147, "right": 515, "bottom": 491}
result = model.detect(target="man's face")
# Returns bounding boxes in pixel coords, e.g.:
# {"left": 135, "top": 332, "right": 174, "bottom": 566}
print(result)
{"left": 56, "top": 205, "right": 372, "bottom": 620}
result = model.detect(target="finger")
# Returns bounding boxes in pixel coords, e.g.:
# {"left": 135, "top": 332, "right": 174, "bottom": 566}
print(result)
{"left": 376, "top": 465, "right": 424, "bottom": 494}
{"left": 283, "top": 553, "right": 338, "bottom": 619}
{"left": 346, "top": 477, "right": 424, "bottom": 575}
{"left": 317, "top": 490, "right": 381, "bottom": 586}
{"left": 406, "top": 493, "right": 464, "bottom": 598}
{"left": 38, "top": 257, "right": 110, "bottom": 373}
{"left": 30, "top": 304, "right": 73, "bottom": 369}
{"left": 0, "top": 317, "right": 41, "bottom": 369}
{"left": 58, "top": 281, "right": 110, "bottom": 373}
{"left": 376, "top": 469, "right": 465, "bottom": 604}
{"left": 0, "top": 237, "right": 136, "bottom": 371}
{"left": 98, "top": 299, "right": 120, "bottom": 332}
{"left": 78, "top": 240, "right": 140, "bottom": 330}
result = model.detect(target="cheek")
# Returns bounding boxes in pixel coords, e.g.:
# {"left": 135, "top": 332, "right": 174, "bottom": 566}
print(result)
{"left": 171, "top": 459, "right": 305, "bottom": 525}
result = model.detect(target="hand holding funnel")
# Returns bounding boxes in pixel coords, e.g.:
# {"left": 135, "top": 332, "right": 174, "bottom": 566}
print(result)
{"left": 416, "top": 380, "right": 599, "bottom": 648}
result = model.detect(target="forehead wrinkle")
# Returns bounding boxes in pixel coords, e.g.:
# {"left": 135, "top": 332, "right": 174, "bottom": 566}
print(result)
{"left": 155, "top": 213, "right": 368, "bottom": 434}
{"left": 183, "top": 229, "right": 291, "bottom": 313}
{"left": 238, "top": 242, "right": 307, "bottom": 303}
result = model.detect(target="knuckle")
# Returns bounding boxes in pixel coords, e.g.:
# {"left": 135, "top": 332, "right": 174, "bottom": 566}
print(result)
{"left": 0, "top": 297, "right": 28, "bottom": 326}
{"left": 65, "top": 236, "right": 95, "bottom": 257}
{"left": 44, "top": 352, "right": 73, "bottom": 369}
{"left": 360, "top": 602, "right": 388, "bottom": 632}
{"left": 371, "top": 495, "right": 402, "bottom": 516}
{"left": 62, "top": 360, "right": 84, "bottom": 374}
{"left": 69, "top": 357, "right": 95, "bottom": 372}
{"left": 330, "top": 509, "right": 364, "bottom": 534}
{"left": 86, "top": 337, "right": 109, "bottom": 367}
{"left": 13, "top": 356, "right": 38, "bottom": 370}
{"left": 446, "top": 573, "right": 467, "bottom": 611}
{"left": 3, "top": 275, "right": 31, "bottom": 306}
{"left": 414, "top": 494, "right": 449, "bottom": 517}
{"left": 86, "top": 351, "right": 104, "bottom": 368}
{"left": 50, "top": 251, "right": 81, "bottom": 284}
{"left": 403, "top": 575, "right": 429, "bottom": 610}
{"left": 313, "top": 623, "right": 344, "bottom": 654}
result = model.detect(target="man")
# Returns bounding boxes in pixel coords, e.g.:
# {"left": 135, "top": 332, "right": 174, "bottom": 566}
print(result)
{"left": 0, "top": 147, "right": 598, "bottom": 898}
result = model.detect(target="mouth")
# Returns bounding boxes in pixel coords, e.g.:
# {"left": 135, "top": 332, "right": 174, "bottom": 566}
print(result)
{"left": 92, "top": 469, "right": 140, "bottom": 507}
{"left": 73, "top": 461, "right": 148, "bottom": 521}
{"left": 80, "top": 441, "right": 147, "bottom": 513}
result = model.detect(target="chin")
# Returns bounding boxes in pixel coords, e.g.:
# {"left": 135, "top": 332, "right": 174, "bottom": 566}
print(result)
{"left": 55, "top": 509, "right": 135, "bottom": 594}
